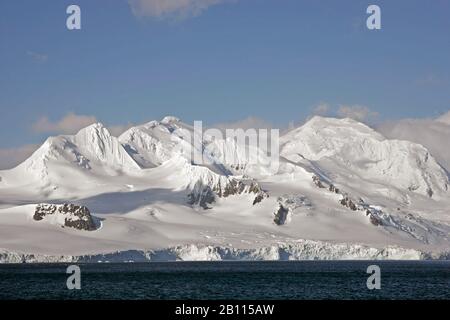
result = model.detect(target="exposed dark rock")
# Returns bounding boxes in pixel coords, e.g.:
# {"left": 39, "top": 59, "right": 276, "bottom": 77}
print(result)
{"left": 230, "top": 164, "right": 246, "bottom": 171}
{"left": 405, "top": 213, "right": 414, "bottom": 219}
{"left": 247, "top": 181, "right": 264, "bottom": 194}
{"left": 340, "top": 197, "right": 357, "bottom": 211}
{"left": 278, "top": 194, "right": 312, "bottom": 210}
{"left": 220, "top": 179, "right": 246, "bottom": 197}
{"left": 329, "top": 184, "right": 340, "bottom": 194}
{"left": 187, "top": 184, "right": 216, "bottom": 209}
{"left": 362, "top": 203, "right": 385, "bottom": 227}
{"left": 33, "top": 204, "right": 97, "bottom": 231}
{"left": 337, "top": 195, "right": 388, "bottom": 227}
{"left": 253, "top": 193, "right": 267, "bottom": 205}
{"left": 33, "top": 204, "right": 57, "bottom": 220}
{"left": 313, "top": 176, "right": 385, "bottom": 227}
{"left": 247, "top": 181, "right": 269, "bottom": 205}
{"left": 273, "top": 204, "right": 290, "bottom": 225}
{"left": 368, "top": 212, "right": 383, "bottom": 226}
{"left": 312, "top": 175, "right": 326, "bottom": 188}
{"left": 188, "top": 178, "right": 268, "bottom": 209}
{"left": 272, "top": 194, "right": 312, "bottom": 225}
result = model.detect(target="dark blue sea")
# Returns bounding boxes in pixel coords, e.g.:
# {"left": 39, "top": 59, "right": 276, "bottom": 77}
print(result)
{"left": 0, "top": 261, "right": 449, "bottom": 300}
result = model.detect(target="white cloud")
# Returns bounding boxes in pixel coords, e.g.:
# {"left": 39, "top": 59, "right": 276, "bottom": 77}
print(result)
{"left": 32, "top": 112, "right": 98, "bottom": 135}
{"left": 378, "top": 111, "right": 450, "bottom": 172}
{"left": 337, "top": 105, "right": 378, "bottom": 122}
{"left": 312, "top": 103, "right": 330, "bottom": 116}
{"left": 415, "top": 73, "right": 448, "bottom": 86}
{"left": 0, "top": 144, "right": 39, "bottom": 170}
{"left": 31, "top": 112, "right": 136, "bottom": 137}
{"left": 212, "top": 116, "right": 273, "bottom": 132}
{"left": 107, "top": 123, "right": 135, "bottom": 137}
{"left": 436, "top": 110, "right": 450, "bottom": 125}
{"left": 128, "top": 0, "right": 232, "bottom": 19}
{"left": 27, "top": 51, "right": 48, "bottom": 63}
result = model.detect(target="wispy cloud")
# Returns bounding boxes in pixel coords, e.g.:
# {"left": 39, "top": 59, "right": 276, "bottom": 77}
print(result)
{"left": 108, "top": 123, "right": 135, "bottom": 137}
{"left": 0, "top": 114, "right": 134, "bottom": 169}
{"left": 415, "top": 73, "right": 449, "bottom": 87}
{"left": 378, "top": 110, "right": 450, "bottom": 171}
{"left": 128, "top": 0, "right": 233, "bottom": 20}
{"left": 212, "top": 116, "right": 273, "bottom": 132}
{"left": 337, "top": 104, "right": 378, "bottom": 122}
{"left": 0, "top": 144, "right": 39, "bottom": 170}
{"left": 311, "top": 102, "right": 331, "bottom": 116}
{"left": 31, "top": 112, "right": 134, "bottom": 137}
{"left": 32, "top": 112, "right": 97, "bottom": 135}
{"left": 436, "top": 110, "right": 450, "bottom": 125}
{"left": 27, "top": 51, "right": 48, "bottom": 63}
{"left": 308, "top": 102, "right": 378, "bottom": 123}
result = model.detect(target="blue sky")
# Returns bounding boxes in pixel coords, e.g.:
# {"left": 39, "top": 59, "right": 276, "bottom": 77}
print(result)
{"left": 0, "top": 0, "right": 449, "bottom": 150}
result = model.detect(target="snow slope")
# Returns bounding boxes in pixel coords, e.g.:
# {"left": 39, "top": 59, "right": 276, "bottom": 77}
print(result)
{"left": 378, "top": 117, "right": 450, "bottom": 173}
{"left": 280, "top": 117, "right": 448, "bottom": 199}
{"left": 0, "top": 116, "right": 449, "bottom": 262}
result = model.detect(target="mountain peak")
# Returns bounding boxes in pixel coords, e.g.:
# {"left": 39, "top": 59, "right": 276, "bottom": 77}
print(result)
{"left": 76, "top": 122, "right": 108, "bottom": 134}
{"left": 161, "top": 116, "right": 181, "bottom": 124}
{"left": 281, "top": 116, "right": 448, "bottom": 197}
{"left": 285, "top": 116, "right": 381, "bottom": 142}
{"left": 306, "top": 115, "right": 367, "bottom": 128}
{"left": 71, "top": 122, "right": 139, "bottom": 170}
{"left": 75, "top": 122, "right": 112, "bottom": 144}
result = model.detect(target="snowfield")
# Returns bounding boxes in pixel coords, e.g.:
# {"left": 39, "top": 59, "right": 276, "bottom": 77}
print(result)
{"left": 0, "top": 116, "right": 449, "bottom": 263}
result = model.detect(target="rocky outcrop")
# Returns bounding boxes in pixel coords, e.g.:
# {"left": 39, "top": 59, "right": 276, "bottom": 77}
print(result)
{"left": 339, "top": 197, "right": 384, "bottom": 226}
{"left": 252, "top": 193, "right": 267, "bottom": 205}
{"left": 273, "top": 194, "right": 312, "bottom": 225}
{"left": 340, "top": 197, "right": 358, "bottom": 211}
{"left": 329, "top": 184, "right": 340, "bottom": 194}
{"left": 34, "top": 204, "right": 98, "bottom": 231}
{"left": 362, "top": 204, "right": 385, "bottom": 227}
{"left": 368, "top": 211, "right": 383, "bottom": 226}
{"left": 312, "top": 175, "right": 326, "bottom": 188}
{"left": 188, "top": 178, "right": 268, "bottom": 209}
{"left": 313, "top": 176, "right": 341, "bottom": 195}
{"left": 187, "top": 185, "right": 217, "bottom": 209}
{"left": 310, "top": 174, "right": 384, "bottom": 226}
{"left": 273, "top": 204, "right": 290, "bottom": 225}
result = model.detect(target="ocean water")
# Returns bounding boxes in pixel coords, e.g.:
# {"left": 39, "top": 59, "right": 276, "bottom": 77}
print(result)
{"left": 0, "top": 261, "right": 449, "bottom": 300}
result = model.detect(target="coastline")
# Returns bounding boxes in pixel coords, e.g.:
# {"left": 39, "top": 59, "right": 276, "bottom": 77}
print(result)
{"left": 2, "top": 241, "right": 448, "bottom": 263}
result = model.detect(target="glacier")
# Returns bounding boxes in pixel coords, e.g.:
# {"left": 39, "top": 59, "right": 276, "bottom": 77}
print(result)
{"left": 3, "top": 241, "right": 448, "bottom": 264}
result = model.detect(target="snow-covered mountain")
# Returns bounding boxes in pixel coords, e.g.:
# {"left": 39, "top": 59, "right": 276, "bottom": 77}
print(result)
{"left": 378, "top": 115, "right": 450, "bottom": 173}
{"left": 119, "top": 116, "right": 192, "bottom": 169}
{"left": 281, "top": 117, "right": 449, "bottom": 202}
{"left": 0, "top": 116, "right": 449, "bottom": 262}
{"left": 118, "top": 115, "right": 280, "bottom": 178}
{"left": 0, "top": 123, "right": 141, "bottom": 199}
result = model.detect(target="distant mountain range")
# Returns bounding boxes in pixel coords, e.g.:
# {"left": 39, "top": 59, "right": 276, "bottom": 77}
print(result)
{"left": 1, "top": 116, "right": 449, "bottom": 262}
